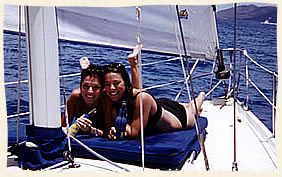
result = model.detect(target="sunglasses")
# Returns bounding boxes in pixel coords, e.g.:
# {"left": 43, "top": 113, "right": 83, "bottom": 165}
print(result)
{"left": 104, "top": 63, "right": 126, "bottom": 73}
{"left": 81, "top": 64, "right": 103, "bottom": 77}
{"left": 104, "top": 81, "right": 123, "bottom": 90}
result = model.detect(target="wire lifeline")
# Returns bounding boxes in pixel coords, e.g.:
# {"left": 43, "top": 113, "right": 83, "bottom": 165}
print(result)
{"left": 236, "top": 51, "right": 243, "bottom": 92}
{"left": 175, "top": 5, "right": 210, "bottom": 171}
{"left": 5, "top": 57, "right": 210, "bottom": 120}
{"left": 4, "top": 56, "right": 182, "bottom": 87}
{"left": 244, "top": 51, "right": 249, "bottom": 111}
{"left": 272, "top": 73, "right": 276, "bottom": 137}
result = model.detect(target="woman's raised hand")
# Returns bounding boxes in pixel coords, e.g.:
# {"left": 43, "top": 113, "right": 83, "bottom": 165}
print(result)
{"left": 128, "top": 44, "right": 142, "bottom": 66}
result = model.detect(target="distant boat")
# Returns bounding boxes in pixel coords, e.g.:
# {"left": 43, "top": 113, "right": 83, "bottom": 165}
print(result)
{"left": 261, "top": 17, "right": 277, "bottom": 25}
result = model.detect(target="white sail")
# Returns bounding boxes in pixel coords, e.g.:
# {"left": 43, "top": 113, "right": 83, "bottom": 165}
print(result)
{"left": 25, "top": 6, "right": 61, "bottom": 128}
{"left": 5, "top": 5, "right": 218, "bottom": 60}
{"left": 58, "top": 5, "right": 218, "bottom": 60}
{"left": 3, "top": 5, "right": 25, "bottom": 32}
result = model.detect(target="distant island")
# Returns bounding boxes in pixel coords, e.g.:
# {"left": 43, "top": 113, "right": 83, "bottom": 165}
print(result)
{"left": 217, "top": 5, "right": 277, "bottom": 23}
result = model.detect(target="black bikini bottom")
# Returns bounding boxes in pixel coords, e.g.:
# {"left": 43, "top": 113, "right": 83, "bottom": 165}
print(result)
{"left": 146, "top": 97, "right": 187, "bottom": 135}
{"left": 157, "top": 98, "right": 187, "bottom": 129}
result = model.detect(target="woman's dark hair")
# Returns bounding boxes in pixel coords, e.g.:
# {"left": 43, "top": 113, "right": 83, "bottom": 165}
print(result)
{"left": 104, "top": 63, "right": 134, "bottom": 123}
{"left": 80, "top": 64, "right": 104, "bottom": 87}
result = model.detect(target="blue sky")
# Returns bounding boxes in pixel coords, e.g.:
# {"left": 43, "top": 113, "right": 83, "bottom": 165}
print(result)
{"left": 216, "top": 2, "right": 276, "bottom": 11}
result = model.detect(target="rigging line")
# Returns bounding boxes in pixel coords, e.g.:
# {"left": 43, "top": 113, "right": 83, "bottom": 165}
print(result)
{"left": 56, "top": 7, "right": 106, "bottom": 168}
{"left": 7, "top": 112, "right": 30, "bottom": 119}
{"left": 232, "top": 3, "right": 238, "bottom": 172}
{"left": 135, "top": 6, "right": 145, "bottom": 171}
{"left": 55, "top": 7, "right": 72, "bottom": 153}
{"left": 240, "top": 74, "right": 276, "bottom": 109}
{"left": 140, "top": 57, "right": 180, "bottom": 66}
{"left": 209, "top": 5, "right": 219, "bottom": 99}
{"left": 5, "top": 79, "right": 28, "bottom": 86}
{"left": 244, "top": 53, "right": 249, "bottom": 110}
{"left": 16, "top": 5, "right": 22, "bottom": 146}
{"left": 212, "top": 5, "right": 220, "bottom": 49}
{"left": 236, "top": 51, "right": 243, "bottom": 93}
{"left": 169, "top": 5, "right": 191, "bottom": 102}
{"left": 223, "top": 45, "right": 278, "bottom": 77}
{"left": 145, "top": 79, "right": 185, "bottom": 90}
{"left": 4, "top": 57, "right": 182, "bottom": 86}
{"left": 209, "top": 58, "right": 217, "bottom": 99}
{"left": 272, "top": 73, "right": 276, "bottom": 137}
{"left": 7, "top": 73, "right": 210, "bottom": 120}
{"left": 245, "top": 52, "right": 278, "bottom": 77}
{"left": 175, "top": 5, "right": 210, "bottom": 171}
{"left": 8, "top": 104, "right": 65, "bottom": 119}
{"left": 175, "top": 59, "right": 199, "bottom": 101}
{"left": 55, "top": 7, "right": 66, "bottom": 120}
{"left": 25, "top": 6, "right": 35, "bottom": 126}
{"left": 62, "top": 131, "right": 130, "bottom": 172}
{"left": 228, "top": 52, "right": 233, "bottom": 100}
{"left": 205, "top": 80, "right": 222, "bottom": 98}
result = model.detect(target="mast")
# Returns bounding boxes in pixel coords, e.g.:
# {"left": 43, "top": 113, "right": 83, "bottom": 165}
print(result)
{"left": 25, "top": 6, "right": 61, "bottom": 128}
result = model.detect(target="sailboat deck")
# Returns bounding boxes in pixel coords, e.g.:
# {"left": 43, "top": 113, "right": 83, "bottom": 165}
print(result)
{"left": 7, "top": 98, "right": 276, "bottom": 172}
{"left": 182, "top": 98, "right": 276, "bottom": 171}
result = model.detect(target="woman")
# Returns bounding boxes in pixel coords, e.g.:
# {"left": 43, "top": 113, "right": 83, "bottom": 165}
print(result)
{"left": 104, "top": 50, "right": 205, "bottom": 139}
{"left": 62, "top": 57, "right": 104, "bottom": 136}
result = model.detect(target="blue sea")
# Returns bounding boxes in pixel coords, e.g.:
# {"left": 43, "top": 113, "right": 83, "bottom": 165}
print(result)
{"left": 4, "top": 18, "right": 277, "bottom": 138}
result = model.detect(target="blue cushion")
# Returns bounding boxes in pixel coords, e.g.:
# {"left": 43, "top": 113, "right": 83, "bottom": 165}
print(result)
{"left": 71, "top": 116, "right": 208, "bottom": 170}
{"left": 8, "top": 117, "right": 208, "bottom": 170}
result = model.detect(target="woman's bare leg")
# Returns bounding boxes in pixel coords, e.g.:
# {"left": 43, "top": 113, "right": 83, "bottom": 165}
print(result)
{"left": 181, "top": 92, "right": 205, "bottom": 128}
{"left": 154, "top": 108, "right": 182, "bottom": 132}
{"left": 154, "top": 92, "right": 205, "bottom": 132}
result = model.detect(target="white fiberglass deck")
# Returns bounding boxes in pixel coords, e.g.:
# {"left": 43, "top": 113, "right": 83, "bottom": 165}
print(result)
{"left": 7, "top": 98, "right": 276, "bottom": 173}
{"left": 182, "top": 98, "right": 276, "bottom": 172}
{"left": 7, "top": 155, "right": 147, "bottom": 173}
